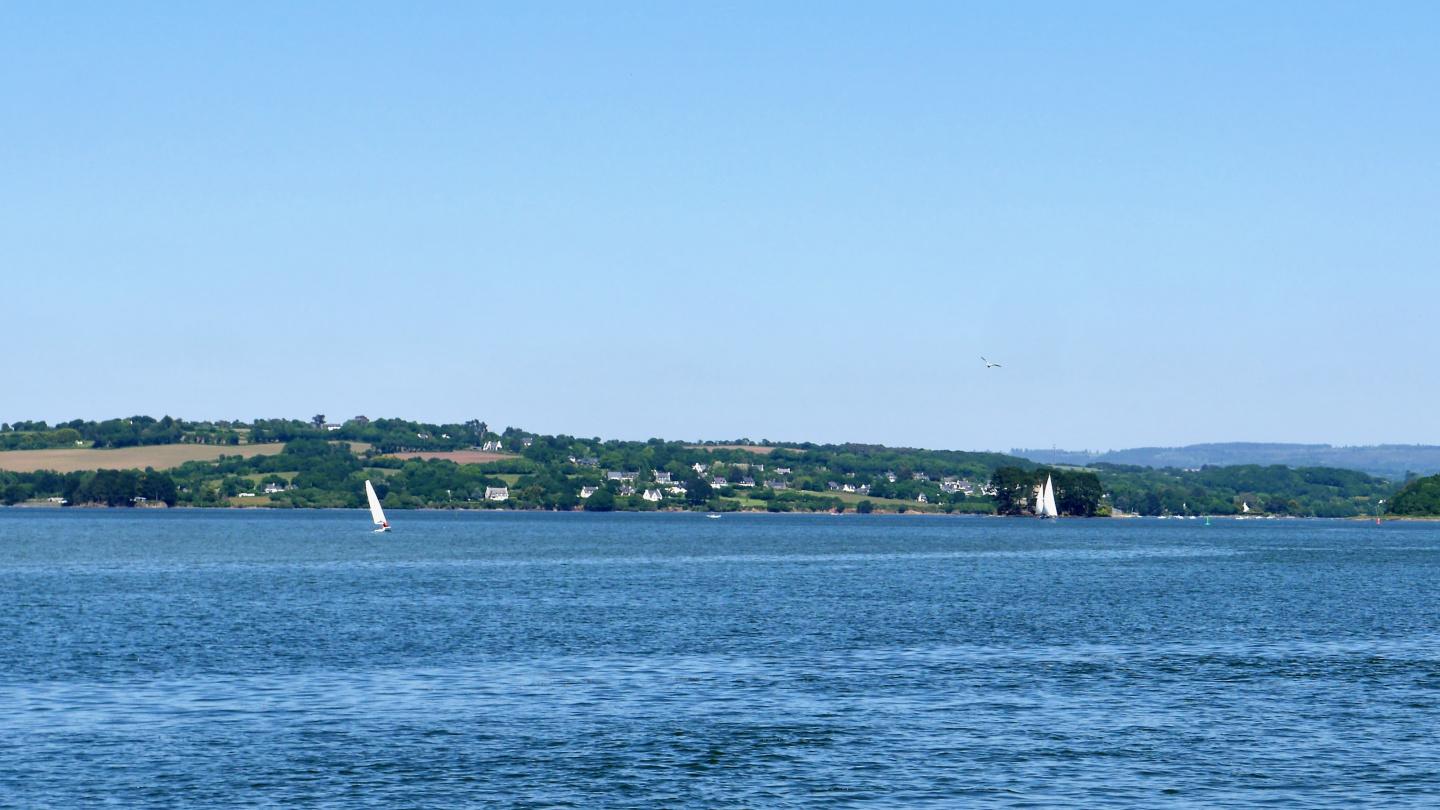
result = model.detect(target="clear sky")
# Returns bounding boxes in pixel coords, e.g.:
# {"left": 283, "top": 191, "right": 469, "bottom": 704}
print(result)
{"left": 2, "top": 2, "right": 1436, "bottom": 451}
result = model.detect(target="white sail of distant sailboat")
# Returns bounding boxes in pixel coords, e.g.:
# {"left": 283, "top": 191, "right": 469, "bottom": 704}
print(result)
{"left": 1037, "top": 475, "right": 1058, "bottom": 519}
{"left": 365, "top": 479, "right": 391, "bottom": 532}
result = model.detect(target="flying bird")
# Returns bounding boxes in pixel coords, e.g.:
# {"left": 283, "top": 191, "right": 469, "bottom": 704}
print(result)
{"left": 982, "top": 357, "right": 1001, "bottom": 368}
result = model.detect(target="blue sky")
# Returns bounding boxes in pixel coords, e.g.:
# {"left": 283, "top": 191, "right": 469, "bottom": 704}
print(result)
{"left": 2, "top": 2, "right": 1436, "bottom": 450}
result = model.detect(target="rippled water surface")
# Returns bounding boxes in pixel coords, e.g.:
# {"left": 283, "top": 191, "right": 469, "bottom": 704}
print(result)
{"left": 2, "top": 510, "right": 1438, "bottom": 807}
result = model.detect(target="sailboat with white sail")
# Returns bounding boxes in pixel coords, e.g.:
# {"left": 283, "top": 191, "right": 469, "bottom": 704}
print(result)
{"left": 1036, "top": 474, "right": 1058, "bottom": 519}
{"left": 365, "top": 479, "right": 391, "bottom": 532}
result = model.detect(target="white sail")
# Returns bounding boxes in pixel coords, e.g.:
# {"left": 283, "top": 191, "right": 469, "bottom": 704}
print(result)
{"left": 1037, "top": 474, "right": 1058, "bottom": 518}
{"left": 365, "top": 480, "right": 389, "bottom": 527}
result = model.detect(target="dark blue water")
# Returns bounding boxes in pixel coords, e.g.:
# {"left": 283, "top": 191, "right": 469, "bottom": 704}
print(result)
{"left": 1, "top": 510, "right": 1437, "bottom": 807}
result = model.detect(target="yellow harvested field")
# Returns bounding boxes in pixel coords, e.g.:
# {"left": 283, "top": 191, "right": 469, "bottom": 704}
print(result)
{"left": 686, "top": 445, "right": 783, "bottom": 455}
{"left": 0, "top": 444, "right": 286, "bottom": 473}
{"left": 387, "top": 450, "right": 517, "bottom": 464}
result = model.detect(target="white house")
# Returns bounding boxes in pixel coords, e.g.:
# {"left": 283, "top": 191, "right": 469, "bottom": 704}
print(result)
{"left": 654, "top": 471, "right": 673, "bottom": 484}
{"left": 485, "top": 487, "right": 509, "bottom": 501}
{"left": 643, "top": 489, "right": 662, "bottom": 502}
{"left": 580, "top": 486, "right": 599, "bottom": 499}
{"left": 619, "top": 486, "right": 636, "bottom": 496}
{"left": 737, "top": 477, "right": 755, "bottom": 487}
{"left": 711, "top": 477, "right": 727, "bottom": 488}
{"left": 692, "top": 462, "right": 708, "bottom": 474}
{"left": 264, "top": 482, "right": 285, "bottom": 494}
{"left": 775, "top": 467, "right": 791, "bottom": 475}
{"left": 884, "top": 472, "right": 897, "bottom": 483}
{"left": 522, "top": 438, "right": 533, "bottom": 447}
{"left": 842, "top": 484, "right": 856, "bottom": 493}
{"left": 667, "top": 486, "right": 688, "bottom": 496}
{"left": 607, "top": 471, "right": 638, "bottom": 481}
{"left": 916, "top": 493, "right": 928, "bottom": 503}
{"left": 765, "top": 480, "right": 787, "bottom": 490}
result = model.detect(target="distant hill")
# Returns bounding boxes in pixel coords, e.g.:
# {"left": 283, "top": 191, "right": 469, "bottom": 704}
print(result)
{"left": 1011, "top": 443, "right": 1440, "bottom": 480}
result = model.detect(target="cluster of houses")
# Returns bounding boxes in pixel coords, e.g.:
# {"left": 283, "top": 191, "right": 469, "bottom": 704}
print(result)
{"left": 709, "top": 476, "right": 758, "bottom": 488}
{"left": 469, "top": 437, "right": 531, "bottom": 453}
{"left": 567, "top": 468, "right": 689, "bottom": 503}
{"left": 578, "top": 483, "right": 670, "bottom": 501}
{"left": 811, "top": 473, "right": 981, "bottom": 502}
{"left": 527, "top": 458, "right": 990, "bottom": 506}
{"left": 941, "top": 477, "right": 977, "bottom": 495}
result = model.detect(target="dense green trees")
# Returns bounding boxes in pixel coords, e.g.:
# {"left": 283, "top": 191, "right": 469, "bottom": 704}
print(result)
{"left": 1385, "top": 474, "right": 1440, "bottom": 516}
{"left": 52, "top": 469, "right": 179, "bottom": 506}
{"left": 0, "top": 417, "right": 1406, "bottom": 518}
{"left": 0, "top": 415, "right": 504, "bottom": 452}
{"left": 989, "top": 467, "right": 1104, "bottom": 516}
{"left": 0, "top": 428, "right": 1018, "bottom": 513}
{"left": 0, "top": 427, "right": 83, "bottom": 450}
{"left": 583, "top": 488, "right": 616, "bottom": 511}
{"left": 0, "top": 416, "right": 228, "bottom": 448}
{"left": 1094, "top": 463, "right": 1392, "bottom": 517}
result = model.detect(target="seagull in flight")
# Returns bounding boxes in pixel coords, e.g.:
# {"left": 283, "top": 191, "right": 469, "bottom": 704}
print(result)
{"left": 982, "top": 357, "right": 1002, "bottom": 368}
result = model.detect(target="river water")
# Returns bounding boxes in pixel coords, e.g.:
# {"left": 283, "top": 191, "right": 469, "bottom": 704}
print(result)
{"left": 1, "top": 510, "right": 1437, "bottom": 807}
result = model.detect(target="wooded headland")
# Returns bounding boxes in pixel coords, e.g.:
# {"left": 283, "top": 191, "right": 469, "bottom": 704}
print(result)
{"left": 0, "top": 416, "right": 1408, "bottom": 516}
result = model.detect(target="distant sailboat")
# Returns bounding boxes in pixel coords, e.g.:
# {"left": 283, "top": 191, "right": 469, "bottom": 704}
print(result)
{"left": 365, "top": 479, "right": 391, "bottom": 532}
{"left": 1036, "top": 475, "right": 1058, "bottom": 519}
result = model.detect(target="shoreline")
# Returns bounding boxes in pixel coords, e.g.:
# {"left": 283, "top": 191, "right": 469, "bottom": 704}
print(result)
{"left": 6, "top": 503, "right": 1430, "bottom": 519}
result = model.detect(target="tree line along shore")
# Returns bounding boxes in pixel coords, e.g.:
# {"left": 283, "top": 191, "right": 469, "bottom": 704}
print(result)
{"left": 0, "top": 416, "right": 1428, "bottom": 517}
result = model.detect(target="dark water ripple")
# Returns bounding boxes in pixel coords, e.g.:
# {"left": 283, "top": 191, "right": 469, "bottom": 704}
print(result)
{"left": 1, "top": 510, "right": 1438, "bottom": 807}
